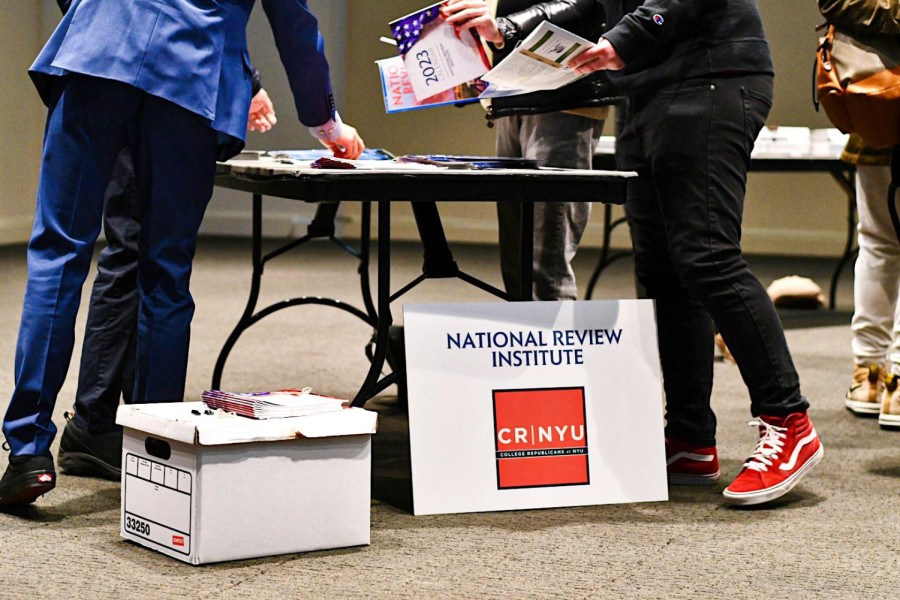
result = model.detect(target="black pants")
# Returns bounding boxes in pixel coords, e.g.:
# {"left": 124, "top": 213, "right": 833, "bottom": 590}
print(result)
{"left": 72, "top": 148, "right": 140, "bottom": 434}
{"left": 618, "top": 74, "right": 808, "bottom": 446}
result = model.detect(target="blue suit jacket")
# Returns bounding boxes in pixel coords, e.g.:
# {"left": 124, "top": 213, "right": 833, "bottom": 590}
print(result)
{"left": 32, "top": 0, "right": 335, "bottom": 144}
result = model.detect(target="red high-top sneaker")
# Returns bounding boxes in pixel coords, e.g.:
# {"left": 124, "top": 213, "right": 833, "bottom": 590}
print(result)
{"left": 723, "top": 412, "right": 823, "bottom": 506}
{"left": 666, "top": 437, "right": 720, "bottom": 485}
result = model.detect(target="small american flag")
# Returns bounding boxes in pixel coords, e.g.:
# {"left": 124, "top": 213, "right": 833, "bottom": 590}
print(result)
{"left": 390, "top": 2, "right": 445, "bottom": 55}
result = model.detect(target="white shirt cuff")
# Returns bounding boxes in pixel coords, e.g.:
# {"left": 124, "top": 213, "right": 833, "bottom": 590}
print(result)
{"left": 308, "top": 112, "right": 343, "bottom": 143}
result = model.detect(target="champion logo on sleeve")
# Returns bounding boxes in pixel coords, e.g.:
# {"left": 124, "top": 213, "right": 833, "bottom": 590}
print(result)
{"left": 653, "top": 14, "right": 664, "bottom": 26}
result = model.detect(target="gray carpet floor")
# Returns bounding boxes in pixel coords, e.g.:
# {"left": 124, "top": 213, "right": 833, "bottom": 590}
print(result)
{"left": 0, "top": 237, "right": 898, "bottom": 599}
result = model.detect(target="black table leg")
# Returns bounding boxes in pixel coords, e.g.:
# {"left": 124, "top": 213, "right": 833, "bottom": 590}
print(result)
{"left": 358, "top": 201, "right": 377, "bottom": 323}
{"left": 828, "top": 167, "right": 857, "bottom": 310}
{"left": 584, "top": 204, "right": 632, "bottom": 300}
{"left": 212, "top": 193, "right": 264, "bottom": 389}
{"left": 352, "top": 199, "right": 396, "bottom": 407}
{"left": 211, "top": 197, "right": 376, "bottom": 391}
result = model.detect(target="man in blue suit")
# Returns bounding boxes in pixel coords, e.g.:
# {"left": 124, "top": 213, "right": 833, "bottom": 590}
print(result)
{"left": 0, "top": 0, "right": 364, "bottom": 508}
{"left": 48, "top": 0, "right": 276, "bottom": 484}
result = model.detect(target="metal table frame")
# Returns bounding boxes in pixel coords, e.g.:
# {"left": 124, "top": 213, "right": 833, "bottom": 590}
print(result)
{"left": 586, "top": 153, "right": 856, "bottom": 310}
{"left": 212, "top": 165, "right": 632, "bottom": 407}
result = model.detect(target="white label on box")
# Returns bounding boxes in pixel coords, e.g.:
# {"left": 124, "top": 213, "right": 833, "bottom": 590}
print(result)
{"left": 164, "top": 466, "right": 178, "bottom": 489}
{"left": 151, "top": 462, "right": 165, "bottom": 484}
{"left": 123, "top": 453, "right": 193, "bottom": 556}
{"left": 178, "top": 471, "right": 191, "bottom": 494}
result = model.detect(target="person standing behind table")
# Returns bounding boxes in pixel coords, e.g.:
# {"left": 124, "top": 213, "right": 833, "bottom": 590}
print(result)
{"left": 0, "top": 0, "right": 364, "bottom": 509}
{"left": 442, "top": 0, "right": 620, "bottom": 301}
{"left": 567, "top": 0, "right": 823, "bottom": 506}
{"left": 818, "top": 0, "right": 900, "bottom": 430}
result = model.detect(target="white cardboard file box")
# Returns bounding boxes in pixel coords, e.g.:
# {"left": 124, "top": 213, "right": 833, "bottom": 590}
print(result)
{"left": 116, "top": 402, "right": 377, "bottom": 565}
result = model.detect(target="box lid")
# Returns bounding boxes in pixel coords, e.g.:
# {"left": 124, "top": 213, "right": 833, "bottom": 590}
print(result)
{"left": 116, "top": 402, "right": 377, "bottom": 446}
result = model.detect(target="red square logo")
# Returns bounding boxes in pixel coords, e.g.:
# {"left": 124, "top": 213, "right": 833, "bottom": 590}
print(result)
{"left": 493, "top": 387, "right": 589, "bottom": 489}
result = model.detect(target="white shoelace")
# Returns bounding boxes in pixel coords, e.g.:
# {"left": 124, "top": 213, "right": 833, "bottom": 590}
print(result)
{"left": 742, "top": 419, "right": 787, "bottom": 472}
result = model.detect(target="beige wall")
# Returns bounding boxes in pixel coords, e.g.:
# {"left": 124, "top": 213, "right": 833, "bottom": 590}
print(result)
{"left": 0, "top": 2, "right": 57, "bottom": 245}
{"left": 0, "top": 1, "right": 849, "bottom": 256}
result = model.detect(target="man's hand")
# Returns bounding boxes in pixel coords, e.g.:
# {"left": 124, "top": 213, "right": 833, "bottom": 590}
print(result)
{"left": 321, "top": 123, "right": 365, "bottom": 160}
{"left": 441, "top": 0, "right": 503, "bottom": 44}
{"left": 247, "top": 88, "right": 277, "bottom": 132}
{"left": 567, "top": 38, "right": 625, "bottom": 74}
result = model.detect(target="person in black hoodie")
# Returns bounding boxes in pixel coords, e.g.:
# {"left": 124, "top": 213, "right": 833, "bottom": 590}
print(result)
{"left": 567, "top": 0, "right": 823, "bottom": 506}
{"left": 443, "top": 0, "right": 620, "bottom": 300}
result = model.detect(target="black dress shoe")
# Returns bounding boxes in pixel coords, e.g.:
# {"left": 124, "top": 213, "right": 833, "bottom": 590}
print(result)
{"left": 0, "top": 454, "right": 56, "bottom": 508}
{"left": 58, "top": 417, "right": 122, "bottom": 481}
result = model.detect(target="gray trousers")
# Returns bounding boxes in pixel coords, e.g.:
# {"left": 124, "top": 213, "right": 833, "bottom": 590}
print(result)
{"left": 495, "top": 112, "right": 601, "bottom": 300}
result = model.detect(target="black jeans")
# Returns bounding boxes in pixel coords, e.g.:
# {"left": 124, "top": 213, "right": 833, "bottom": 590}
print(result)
{"left": 618, "top": 74, "right": 808, "bottom": 446}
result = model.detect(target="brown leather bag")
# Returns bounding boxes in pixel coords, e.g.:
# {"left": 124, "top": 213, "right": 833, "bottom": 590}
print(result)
{"left": 815, "top": 24, "right": 900, "bottom": 149}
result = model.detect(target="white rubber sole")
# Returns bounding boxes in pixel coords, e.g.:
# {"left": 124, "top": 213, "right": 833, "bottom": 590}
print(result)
{"left": 844, "top": 398, "right": 881, "bottom": 416}
{"left": 722, "top": 445, "right": 824, "bottom": 506}
{"left": 878, "top": 412, "right": 900, "bottom": 429}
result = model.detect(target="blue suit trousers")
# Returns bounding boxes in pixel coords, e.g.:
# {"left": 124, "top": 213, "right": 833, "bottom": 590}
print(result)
{"left": 3, "top": 75, "right": 217, "bottom": 456}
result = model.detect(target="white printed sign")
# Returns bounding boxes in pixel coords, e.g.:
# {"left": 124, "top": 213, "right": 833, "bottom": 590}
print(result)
{"left": 404, "top": 300, "right": 667, "bottom": 515}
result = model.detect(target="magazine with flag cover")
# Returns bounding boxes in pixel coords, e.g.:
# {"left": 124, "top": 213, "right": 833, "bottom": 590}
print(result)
{"left": 388, "top": 1, "right": 492, "bottom": 101}
{"left": 377, "top": 54, "right": 486, "bottom": 113}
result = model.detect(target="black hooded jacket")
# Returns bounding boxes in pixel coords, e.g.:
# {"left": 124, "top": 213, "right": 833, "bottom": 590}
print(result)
{"left": 600, "top": 0, "right": 774, "bottom": 96}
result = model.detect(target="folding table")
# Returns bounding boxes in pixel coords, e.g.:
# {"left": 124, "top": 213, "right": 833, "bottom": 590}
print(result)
{"left": 213, "top": 155, "right": 635, "bottom": 406}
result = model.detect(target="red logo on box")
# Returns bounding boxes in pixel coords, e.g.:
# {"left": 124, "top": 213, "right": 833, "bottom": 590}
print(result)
{"left": 172, "top": 535, "right": 185, "bottom": 547}
{"left": 493, "top": 387, "right": 589, "bottom": 489}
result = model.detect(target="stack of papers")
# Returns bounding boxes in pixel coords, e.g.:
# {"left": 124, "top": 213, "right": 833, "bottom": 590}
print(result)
{"left": 201, "top": 388, "right": 347, "bottom": 420}
{"left": 809, "top": 128, "right": 849, "bottom": 157}
{"left": 752, "top": 126, "right": 811, "bottom": 157}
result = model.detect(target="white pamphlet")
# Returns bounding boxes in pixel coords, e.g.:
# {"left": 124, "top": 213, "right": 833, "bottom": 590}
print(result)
{"left": 481, "top": 21, "right": 593, "bottom": 95}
